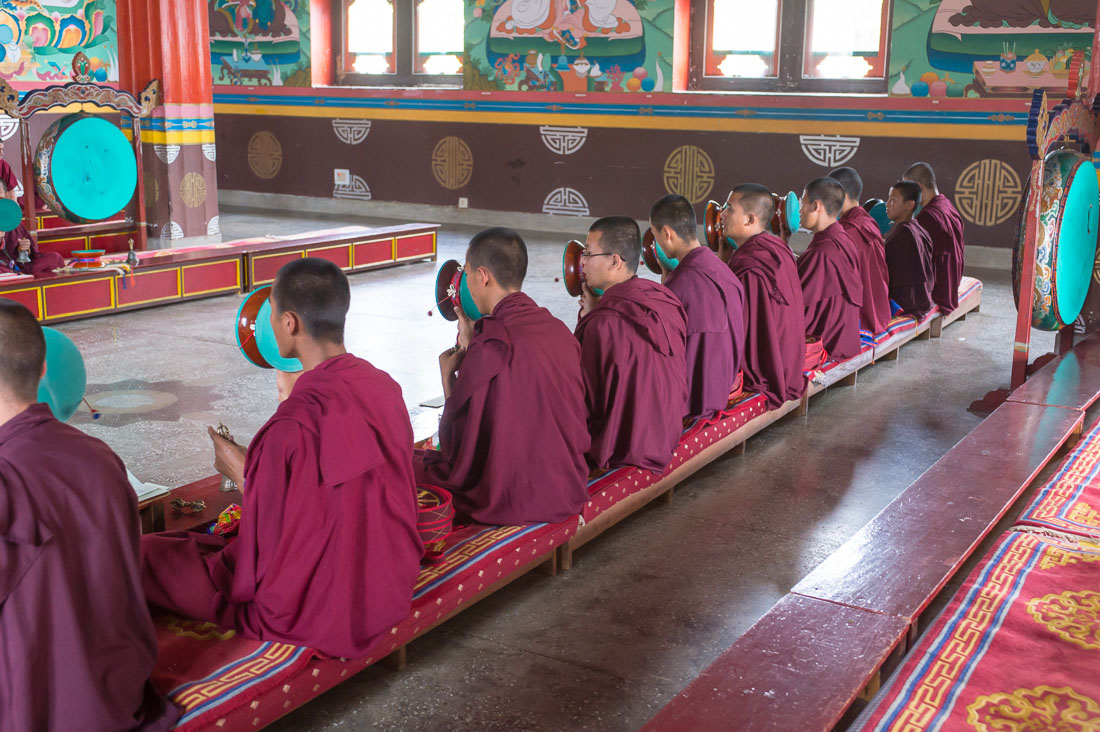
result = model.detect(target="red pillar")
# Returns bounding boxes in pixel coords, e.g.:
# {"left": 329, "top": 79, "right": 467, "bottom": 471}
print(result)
{"left": 117, "top": 0, "right": 219, "bottom": 244}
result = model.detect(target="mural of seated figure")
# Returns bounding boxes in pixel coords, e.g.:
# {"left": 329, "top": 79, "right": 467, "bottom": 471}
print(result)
{"left": 497, "top": 0, "right": 558, "bottom": 34}
{"left": 949, "top": 0, "right": 1095, "bottom": 29}
{"left": 577, "top": 0, "right": 630, "bottom": 34}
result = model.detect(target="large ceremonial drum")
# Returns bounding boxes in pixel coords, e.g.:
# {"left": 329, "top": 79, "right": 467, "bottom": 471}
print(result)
{"left": 35, "top": 114, "right": 137, "bottom": 223}
{"left": 38, "top": 327, "right": 86, "bottom": 421}
{"left": 1012, "top": 149, "right": 1100, "bottom": 331}
{"left": 640, "top": 227, "right": 679, "bottom": 273}
{"left": 235, "top": 286, "right": 304, "bottom": 371}
{"left": 434, "top": 258, "right": 482, "bottom": 320}
{"left": 769, "top": 191, "right": 801, "bottom": 238}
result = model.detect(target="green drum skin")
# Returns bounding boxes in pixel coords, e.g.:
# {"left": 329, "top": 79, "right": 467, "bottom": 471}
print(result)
{"left": 1013, "top": 150, "right": 1100, "bottom": 331}
{"left": 35, "top": 114, "right": 137, "bottom": 223}
{"left": 0, "top": 197, "right": 22, "bottom": 232}
{"left": 37, "top": 327, "right": 86, "bottom": 422}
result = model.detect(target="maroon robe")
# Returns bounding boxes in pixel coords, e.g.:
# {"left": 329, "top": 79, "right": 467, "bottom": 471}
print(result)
{"left": 729, "top": 232, "right": 807, "bottom": 409}
{"left": 915, "top": 194, "right": 965, "bottom": 312}
{"left": 798, "top": 222, "right": 864, "bottom": 361}
{"left": 663, "top": 246, "right": 746, "bottom": 420}
{"left": 885, "top": 219, "right": 935, "bottom": 320}
{"left": 142, "top": 354, "right": 423, "bottom": 658}
{"left": 3, "top": 224, "right": 64, "bottom": 276}
{"left": 415, "top": 292, "right": 589, "bottom": 525}
{"left": 576, "top": 276, "right": 688, "bottom": 472}
{"left": 0, "top": 159, "right": 17, "bottom": 193}
{"left": 839, "top": 206, "right": 891, "bottom": 334}
{"left": 1, "top": 403, "right": 178, "bottom": 732}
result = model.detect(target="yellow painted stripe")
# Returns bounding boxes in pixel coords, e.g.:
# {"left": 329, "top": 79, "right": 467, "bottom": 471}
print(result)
{"left": 212, "top": 103, "right": 1024, "bottom": 141}
{"left": 122, "top": 129, "right": 217, "bottom": 144}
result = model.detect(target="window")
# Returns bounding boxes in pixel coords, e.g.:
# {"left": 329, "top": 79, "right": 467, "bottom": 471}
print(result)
{"left": 338, "top": 0, "right": 463, "bottom": 86}
{"left": 695, "top": 0, "right": 890, "bottom": 92}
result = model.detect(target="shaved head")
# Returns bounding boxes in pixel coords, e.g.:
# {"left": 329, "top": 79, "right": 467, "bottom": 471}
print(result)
{"left": 0, "top": 298, "right": 45, "bottom": 402}
{"left": 589, "top": 216, "right": 641, "bottom": 274}
{"left": 903, "top": 162, "right": 937, "bottom": 191}
{"left": 650, "top": 194, "right": 698, "bottom": 243}
{"left": 730, "top": 183, "right": 775, "bottom": 222}
{"left": 272, "top": 257, "right": 351, "bottom": 344}
{"left": 891, "top": 180, "right": 923, "bottom": 206}
{"left": 828, "top": 167, "right": 863, "bottom": 201}
{"left": 804, "top": 177, "right": 845, "bottom": 217}
{"left": 466, "top": 227, "right": 528, "bottom": 290}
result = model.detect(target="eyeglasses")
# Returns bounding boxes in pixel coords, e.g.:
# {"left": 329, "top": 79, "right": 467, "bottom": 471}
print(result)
{"left": 580, "top": 251, "right": 616, "bottom": 260}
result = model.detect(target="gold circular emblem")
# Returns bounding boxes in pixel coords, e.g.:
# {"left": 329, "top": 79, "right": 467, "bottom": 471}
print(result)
{"left": 955, "top": 159, "right": 1022, "bottom": 227}
{"left": 663, "top": 145, "right": 715, "bottom": 204}
{"left": 247, "top": 131, "right": 283, "bottom": 180}
{"left": 431, "top": 136, "right": 473, "bottom": 190}
{"left": 967, "top": 685, "right": 1100, "bottom": 731}
{"left": 1027, "top": 589, "right": 1100, "bottom": 649}
{"left": 179, "top": 172, "right": 207, "bottom": 208}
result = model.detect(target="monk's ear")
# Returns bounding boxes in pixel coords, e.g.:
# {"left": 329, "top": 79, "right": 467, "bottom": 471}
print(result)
{"left": 284, "top": 310, "right": 301, "bottom": 336}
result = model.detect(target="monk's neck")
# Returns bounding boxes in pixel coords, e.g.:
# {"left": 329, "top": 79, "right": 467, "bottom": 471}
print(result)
{"left": 481, "top": 288, "right": 519, "bottom": 316}
{"left": 670, "top": 239, "right": 701, "bottom": 260}
{"left": 810, "top": 219, "right": 838, "bottom": 235}
{"left": 0, "top": 398, "right": 32, "bottom": 430}
{"left": 733, "top": 229, "right": 768, "bottom": 247}
{"left": 295, "top": 342, "right": 347, "bottom": 372}
{"left": 840, "top": 200, "right": 858, "bottom": 216}
{"left": 922, "top": 189, "right": 938, "bottom": 207}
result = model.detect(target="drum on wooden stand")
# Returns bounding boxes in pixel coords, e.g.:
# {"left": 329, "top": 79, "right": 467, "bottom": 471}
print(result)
{"left": 34, "top": 113, "right": 137, "bottom": 223}
{"left": 1012, "top": 149, "right": 1099, "bottom": 331}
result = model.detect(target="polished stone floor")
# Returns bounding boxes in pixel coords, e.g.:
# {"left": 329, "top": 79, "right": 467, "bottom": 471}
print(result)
{"left": 58, "top": 207, "right": 1055, "bottom": 731}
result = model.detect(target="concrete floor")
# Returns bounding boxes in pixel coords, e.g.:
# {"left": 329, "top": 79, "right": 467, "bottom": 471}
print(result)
{"left": 59, "top": 207, "right": 1056, "bottom": 731}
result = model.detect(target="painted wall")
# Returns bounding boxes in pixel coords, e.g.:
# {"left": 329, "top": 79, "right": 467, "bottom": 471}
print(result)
{"left": 890, "top": 0, "right": 1093, "bottom": 98}
{"left": 465, "top": 0, "right": 674, "bottom": 92}
{"left": 0, "top": 0, "right": 117, "bottom": 87}
{"left": 209, "top": 0, "right": 311, "bottom": 88}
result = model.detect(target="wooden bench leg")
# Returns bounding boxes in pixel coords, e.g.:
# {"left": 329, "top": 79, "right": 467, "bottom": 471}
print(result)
{"left": 558, "top": 542, "right": 574, "bottom": 572}
{"left": 878, "top": 347, "right": 900, "bottom": 362}
{"left": 929, "top": 317, "right": 943, "bottom": 338}
{"left": 857, "top": 671, "right": 882, "bottom": 702}
{"left": 837, "top": 370, "right": 858, "bottom": 387}
{"left": 972, "top": 303, "right": 980, "bottom": 313}
{"left": 660, "top": 486, "right": 675, "bottom": 504}
{"left": 798, "top": 394, "right": 809, "bottom": 416}
{"left": 382, "top": 645, "right": 407, "bottom": 671}
{"left": 537, "top": 549, "right": 559, "bottom": 576}
{"left": 733, "top": 440, "right": 746, "bottom": 455}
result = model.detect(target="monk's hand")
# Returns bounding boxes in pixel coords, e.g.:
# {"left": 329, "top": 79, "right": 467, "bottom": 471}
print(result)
{"left": 579, "top": 282, "right": 599, "bottom": 318}
{"left": 207, "top": 426, "right": 247, "bottom": 489}
{"left": 16, "top": 238, "right": 29, "bottom": 252}
{"left": 275, "top": 369, "right": 301, "bottom": 403}
{"left": 717, "top": 239, "right": 734, "bottom": 265}
{"left": 439, "top": 344, "right": 466, "bottom": 399}
{"left": 455, "top": 304, "right": 475, "bottom": 349}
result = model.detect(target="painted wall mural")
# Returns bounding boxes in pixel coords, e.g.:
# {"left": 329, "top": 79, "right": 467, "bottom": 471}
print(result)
{"left": 0, "top": 0, "right": 117, "bottom": 85}
{"left": 209, "top": 0, "right": 311, "bottom": 87}
{"left": 465, "top": 0, "right": 673, "bottom": 92}
{"left": 890, "top": 0, "right": 1094, "bottom": 98}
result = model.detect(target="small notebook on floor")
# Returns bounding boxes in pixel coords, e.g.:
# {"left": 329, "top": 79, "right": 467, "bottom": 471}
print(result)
{"left": 128, "top": 469, "right": 170, "bottom": 503}
{"left": 419, "top": 394, "right": 446, "bottom": 408}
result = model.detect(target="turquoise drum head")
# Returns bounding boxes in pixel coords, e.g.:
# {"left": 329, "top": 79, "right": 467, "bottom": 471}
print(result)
{"left": 1052, "top": 154, "right": 1099, "bottom": 326}
{"left": 0, "top": 198, "right": 21, "bottom": 232}
{"left": 457, "top": 270, "right": 483, "bottom": 320}
{"left": 256, "top": 296, "right": 303, "bottom": 372}
{"left": 784, "top": 191, "right": 800, "bottom": 234}
{"left": 37, "top": 327, "right": 86, "bottom": 421}
{"left": 654, "top": 238, "right": 680, "bottom": 271}
{"left": 42, "top": 115, "right": 137, "bottom": 222}
{"left": 869, "top": 202, "right": 893, "bottom": 236}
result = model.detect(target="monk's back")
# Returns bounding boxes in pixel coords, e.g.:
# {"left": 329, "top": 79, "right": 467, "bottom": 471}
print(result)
{"left": 221, "top": 354, "right": 423, "bottom": 657}
{"left": 798, "top": 223, "right": 864, "bottom": 361}
{"left": 577, "top": 276, "right": 688, "bottom": 472}
{"left": 1, "top": 404, "right": 177, "bottom": 732}
{"left": 419, "top": 292, "right": 590, "bottom": 525}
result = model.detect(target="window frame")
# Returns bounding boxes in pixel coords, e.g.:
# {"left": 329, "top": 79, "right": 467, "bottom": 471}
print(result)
{"left": 335, "top": 0, "right": 462, "bottom": 88}
{"left": 691, "top": 0, "right": 891, "bottom": 94}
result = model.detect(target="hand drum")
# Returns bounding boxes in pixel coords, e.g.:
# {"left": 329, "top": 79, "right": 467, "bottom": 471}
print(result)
{"left": 703, "top": 199, "right": 723, "bottom": 251}
{"left": 235, "top": 286, "right": 304, "bottom": 372}
{"left": 35, "top": 114, "right": 137, "bottom": 223}
{"left": 434, "top": 259, "right": 482, "bottom": 321}
{"left": 0, "top": 198, "right": 22, "bottom": 232}
{"left": 38, "top": 327, "right": 86, "bottom": 421}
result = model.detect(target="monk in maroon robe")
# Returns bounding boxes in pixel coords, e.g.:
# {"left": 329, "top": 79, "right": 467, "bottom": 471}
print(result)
{"left": 142, "top": 259, "right": 423, "bottom": 658}
{"left": 884, "top": 181, "right": 935, "bottom": 319}
{"left": 650, "top": 194, "right": 745, "bottom": 420}
{"left": 3, "top": 226, "right": 65, "bottom": 276}
{"left": 416, "top": 227, "right": 589, "bottom": 524}
{"left": 576, "top": 216, "right": 688, "bottom": 472}
{"left": 904, "top": 162, "right": 965, "bottom": 312}
{"left": 722, "top": 184, "right": 807, "bottom": 408}
{"left": 0, "top": 299, "right": 178, "bottom": 732}
{"left": 797, "top": 177, "right": 864, "bottom": 361}
{"left": 830, "top": 166, "right": 891, "bottom": 334}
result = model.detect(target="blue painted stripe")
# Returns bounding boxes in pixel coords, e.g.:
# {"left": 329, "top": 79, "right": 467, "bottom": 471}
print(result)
{"left": 1019, "top": 418, "right": 1100, "bottom": 523}
{"left": 211, "top": 92, "right": 1028, "bottom": 126}
{"left": 875, "top": 535, "right": 1039, "bottom": 731}
{"left": 171, "top": 643, "right": 310, "bottom": 723}
{"left": 412, "top": 523, "right": 545, "bottom": 599}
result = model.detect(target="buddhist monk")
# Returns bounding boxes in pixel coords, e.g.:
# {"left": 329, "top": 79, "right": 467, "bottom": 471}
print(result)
{"left": 798, "top": 177, "right": 864, "bottom": 361}
{"left": 829, "top": 166, "right": 891, "bottom": 334}
{"left": 884, "top": 181, "right": 935, "bottom": 320}
{"left": 0, "top": 299, "right": 179, "bottom": 732}
{"left": 415, "top": 227, "right": 589, "bottom": 524}
{"left": 904, "top": 162, "right": 965, "bottom": 312}
{"left": 650, "top": 194, "right": 746, "bottom": 420}
{"left": 722, "top": 184, "right": 807, "bottom": 408}
{"left": 142, "top": 258, "right": 423, "bottom": 658}
{"left": 0, "top": 187, "right": 65, "bottom": 276}
{"left": 576, "top": 216, "right": 688, "bottom": 471}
